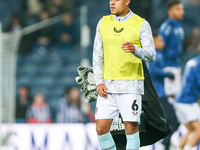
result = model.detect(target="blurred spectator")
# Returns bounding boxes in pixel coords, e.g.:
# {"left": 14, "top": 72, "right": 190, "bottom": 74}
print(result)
{"left": 188, "top": 27, "right": 200, "bottom": 50}
{"left": 54, "top": 13, "right": 78, "bottom": 44}
{"left": 5, "top": 13, "right": 25, "bottom": 32}
{"left": 36, "top": 11, "right": 55, "bottom": 42}
{"left": 54, "top": 33, "right": 72, "bottom": 50}
{"left": 20, "top": 0, "right": 40, "bottom": 26}
{"left": 181, "top": 27, "right": 200, "bottom": 69}
{"left": 40, "top": 10, "right": 50, "bottom": 21}
{"left": 25, "top": 0, "right": 44, "bottom": 16}
{"left": 32, "top": 36, "right": 51, "bottom": 52}
{"left": 15, "top": 85, "right": 31, "bottom": 123}
{"left": 47, "top": 0, "right": 73, "bottom": 16}
{"left": 57, "top": 87, "right": 95, "bottom": 123}
{"left": 26, "top": 93, "right": 52, "bottom": 123}
{"left": 56, "top": 87, "right": 83, "bottom": 123}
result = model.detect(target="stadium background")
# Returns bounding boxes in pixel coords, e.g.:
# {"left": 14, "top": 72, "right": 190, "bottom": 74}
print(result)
{"left": 0, "top": 0, "right": 200, "bottom": 149}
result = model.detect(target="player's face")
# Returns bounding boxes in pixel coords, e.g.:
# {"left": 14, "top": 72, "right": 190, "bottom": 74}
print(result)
{"left": 109, "top": 0, "right": 130, "bottom": 16}
{"left": 169, "top": 3, "right": 185, "bottom": 21}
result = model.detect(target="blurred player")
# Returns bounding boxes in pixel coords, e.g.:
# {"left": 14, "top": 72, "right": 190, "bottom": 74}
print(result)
{"left": 174, "top": 44, "right": 200, "bottom": 150}
{"left": 159, "top": 0, "right": 185, "bottom": 97}
{"left": 159, "top": 0, "right": 184, "bottom": 68}
{"left": 147, "top": 33, "right": 180, "bottom": 150}
{"left": 93, "top": 0, "right": 155, "bottom": 149}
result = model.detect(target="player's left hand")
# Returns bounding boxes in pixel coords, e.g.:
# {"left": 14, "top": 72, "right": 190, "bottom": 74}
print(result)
{"left": 121, "top": 42, "right": 135, "bottom": 53}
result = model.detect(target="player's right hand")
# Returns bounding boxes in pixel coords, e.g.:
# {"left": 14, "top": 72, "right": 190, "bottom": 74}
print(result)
{"left": 97, "top": 83, "right": 108, "bottom": 97}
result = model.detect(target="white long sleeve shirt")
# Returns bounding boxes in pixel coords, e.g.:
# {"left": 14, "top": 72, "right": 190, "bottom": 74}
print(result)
{"left": 93, "top": 10, "right": 156, "bottom": 94}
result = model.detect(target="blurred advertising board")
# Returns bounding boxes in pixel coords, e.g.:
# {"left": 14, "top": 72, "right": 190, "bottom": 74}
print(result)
{"left": 0, "top": 123, "right": 100, "bottom": 150}
{"left": 0, "top": 123, "right": 199, "bottom": 150}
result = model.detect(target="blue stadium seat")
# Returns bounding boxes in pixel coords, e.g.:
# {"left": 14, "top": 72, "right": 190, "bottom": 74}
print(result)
{"left": 61, "top": 63, "right": 79, "bottom": 75}
{"left": 48, "top": 85, "right": 65, "bottom": 98}
{"left": 17, "top": 63, "right": 38, "bottom": 75}
{"left": 16, "top": 75, "right": 33, "bottom": 86}
{"left": 32, "top": 76, "right": 55, "bottom": 87}
{"left": 24, "top": 52, "right": 51, "bottom": 65}
{"left": 30, "top": 85, "right": 50, "bottom": 98}
{"left": 57, "top": 75, "right": 77, "bottom": 87}
{"left": 38, "top": 63, "right": 62, "bottom": 76}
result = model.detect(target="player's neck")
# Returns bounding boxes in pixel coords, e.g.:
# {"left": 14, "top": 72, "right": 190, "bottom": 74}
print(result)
{"left": 117, "top": 8, "right": 129, "bottom": 17}
{"left": 169, "top": 15, "right": 178, "bottom": 21}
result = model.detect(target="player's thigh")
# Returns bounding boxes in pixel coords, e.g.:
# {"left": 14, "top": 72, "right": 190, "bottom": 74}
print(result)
{"left": 189, "top": 120, "right": 200, "bottom": 132}
{"left": 117, "top": 94, "right": 142, "bottom": 122}
{"left": 95, "top": 94, "right": 119, "bottom": 120}
{"left": 184, "top": 123, "right": 194, "bottom": 133}
{"left": 96, "top": 119, "right": 113, "bottom": 126}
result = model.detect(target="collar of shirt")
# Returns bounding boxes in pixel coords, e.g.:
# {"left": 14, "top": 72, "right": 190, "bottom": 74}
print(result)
{"left": 113, "top": 9, "right": 134, "bottom": 22}
{"left": 168, "top": 17, "right": 181, "bottom": 26}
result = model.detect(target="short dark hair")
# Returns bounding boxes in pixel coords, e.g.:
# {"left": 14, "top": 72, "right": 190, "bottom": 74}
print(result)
{"left": 19, "top": 85, "right": 29, "bottom": 91}
{"left": 167, "top": 0, "right": 181, "bottom": 10}
{"left": 64, "top": 86, "right": 79, "bottom": 96}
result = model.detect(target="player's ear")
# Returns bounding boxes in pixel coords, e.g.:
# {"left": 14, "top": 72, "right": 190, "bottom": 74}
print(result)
{"left": 168, "top": 9, "right": 172, "bottom": 17}
{"left": 126, "top": 0, "right": 131, "bottom": 6}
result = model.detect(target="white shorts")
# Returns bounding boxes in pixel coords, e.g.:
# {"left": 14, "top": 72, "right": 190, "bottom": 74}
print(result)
{"left": 164, "top": 67, "right": 182, "bottom": 96}
{"left": 95, "top": 93, "right": 142, "bottom": 122}
{"left": 174, "top": 102, "right": 200, "bottom": 124}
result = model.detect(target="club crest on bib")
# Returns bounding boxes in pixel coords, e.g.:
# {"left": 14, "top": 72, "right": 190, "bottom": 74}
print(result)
{"left": 113, "top": 27, "right": 124, "bottom": 33}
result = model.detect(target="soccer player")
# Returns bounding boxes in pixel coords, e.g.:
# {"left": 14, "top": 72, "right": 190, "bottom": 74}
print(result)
{"left": 159, "top": 0, "right": 184, "bottom": 68}
{"left": 93, "top": 0, "right": 156, "bottom": 149}
{"left": 147, "top": 33, "right": 179, "bottom": 150}
{"left": 174, "top": 45, "right": 200, "bottom": 150}
{"left": 159, "top": 0, "right": 185, "bottom": 97}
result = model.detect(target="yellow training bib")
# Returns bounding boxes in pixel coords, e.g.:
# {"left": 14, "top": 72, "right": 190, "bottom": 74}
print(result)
{"left": 100, "top": 14, "right": 144, "bottom": 80}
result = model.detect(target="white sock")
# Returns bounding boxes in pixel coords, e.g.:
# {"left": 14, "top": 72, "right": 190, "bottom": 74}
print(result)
{"left": 183, "top": 145, "right": 192, "bottom": 150}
